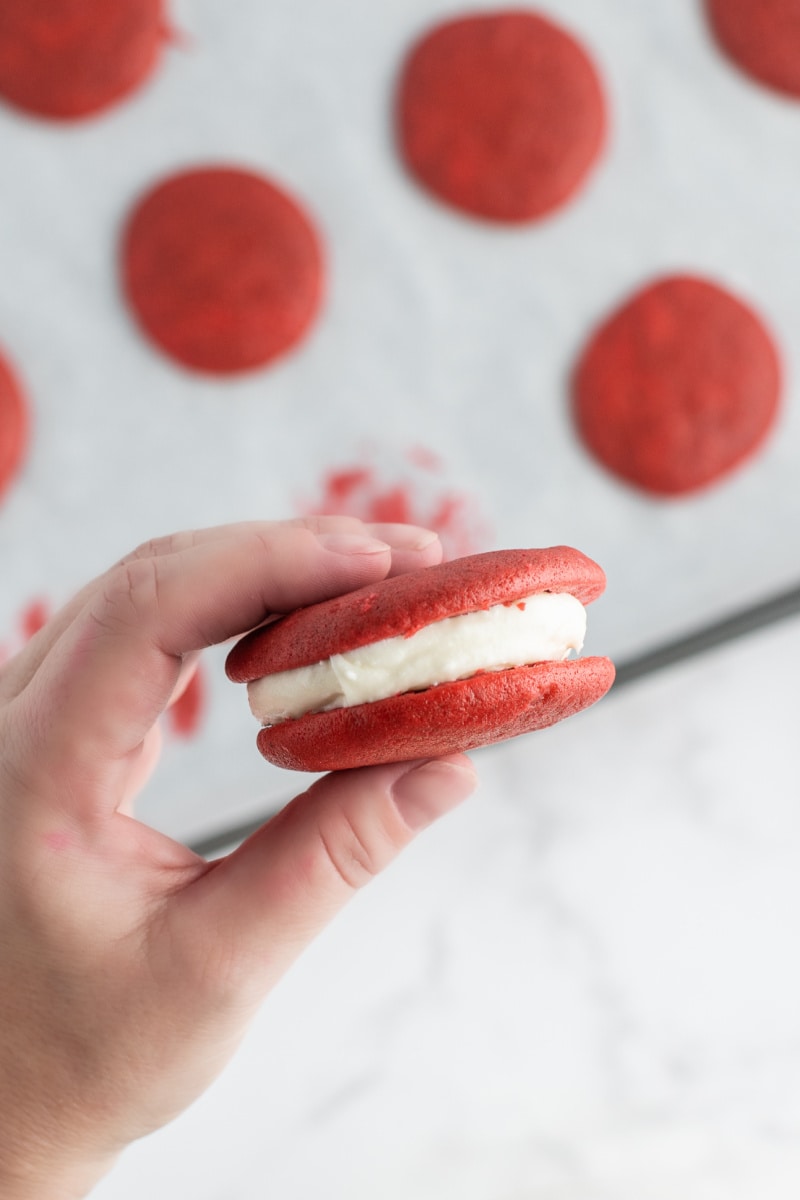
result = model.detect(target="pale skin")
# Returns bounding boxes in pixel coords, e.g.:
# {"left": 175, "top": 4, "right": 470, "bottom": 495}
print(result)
{"left": 0, "top": 517, "right": 477, "bottom": 1199}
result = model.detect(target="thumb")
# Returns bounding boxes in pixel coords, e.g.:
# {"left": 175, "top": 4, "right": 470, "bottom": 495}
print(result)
{"left": 171, "top": 755, "right": 477, "bottom": 1000}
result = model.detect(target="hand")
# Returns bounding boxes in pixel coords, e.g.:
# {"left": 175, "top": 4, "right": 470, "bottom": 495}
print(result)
{"left": 0, "top": 518, "right": 477, "bottom": 1199}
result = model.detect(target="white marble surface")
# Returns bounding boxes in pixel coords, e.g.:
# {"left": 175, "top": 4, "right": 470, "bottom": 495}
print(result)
{"left": 93, "top": 614, "right": 800, "bottom": 1200}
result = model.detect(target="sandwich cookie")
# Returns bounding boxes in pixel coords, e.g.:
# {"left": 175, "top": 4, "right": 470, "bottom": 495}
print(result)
{"left": 227, "top": 547, "right": 615, "bottom": 771}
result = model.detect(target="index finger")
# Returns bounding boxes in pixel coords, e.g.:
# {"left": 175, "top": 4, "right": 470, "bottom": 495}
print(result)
{"left": 10, "top": 521, "right": 439, "bottom": 804}
{"left": 0, "top": 516, "right": 441, "bottom": 703}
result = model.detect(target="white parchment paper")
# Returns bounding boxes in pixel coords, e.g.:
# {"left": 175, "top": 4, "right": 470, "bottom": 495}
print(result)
{"left": 0, "top": 0, "right": 797, "bottom": 838}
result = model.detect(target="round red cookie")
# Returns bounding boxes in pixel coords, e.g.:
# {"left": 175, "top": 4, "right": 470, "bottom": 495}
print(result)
{"left": 396, "top": 9, "right": 606, "bottom": 223}
{"left": 227, "top": 547, "right": 615, "bottom": 772}
{"left": 121, "top": 166, "right": 324, "bottom": 374}
{"left": 572, "top": 275, "right": 781, "bottom": 496}
{"left": 705, "top": 0, "right": 800, "bottom": 99}
{"left": 0, "top": 349, "right": 29, "bottom": 502}
{"left": 0, "top": 0, "right": 166, "bottom": 120}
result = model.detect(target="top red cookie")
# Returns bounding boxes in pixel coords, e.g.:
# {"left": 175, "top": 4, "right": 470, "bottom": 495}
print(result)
{"left": 396, "top": 9, "right": 606, "bottom": 223}
{"left": 227, "top": 547, "right": 607, "bottom": 682}
{"left": 0, "top": 0, "right": 166, "bottom": 120}
{"left": 705, "top": 0, "right": 800, "bottom": 99}
{"left": 573, "top": 275, "right": 781, "bottom": 497}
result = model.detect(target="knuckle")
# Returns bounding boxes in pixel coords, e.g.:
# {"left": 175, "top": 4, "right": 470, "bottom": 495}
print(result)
{"left": 293, "top": 515, "right": 363, "bottom": 535}
{"left": 121, "top": 531, "right": 196, "bottom": 564}
{"left": 317, "top": 799, "right": 409, "bottom": 892}
{"left": 97, "top": 558, "right": 163, "bottom": 629}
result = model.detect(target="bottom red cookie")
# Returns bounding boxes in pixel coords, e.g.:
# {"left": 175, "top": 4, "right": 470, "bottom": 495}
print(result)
{"left": 257, "top": 657, "right": 615, "bottom": 772}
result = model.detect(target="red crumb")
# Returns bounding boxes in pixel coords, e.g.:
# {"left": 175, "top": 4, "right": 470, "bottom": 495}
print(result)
{"left": 323, "top": 469, "right": 373, "bottom": 507}
{"left": 168, "top": 664, "right": 207, "bottom": 738}
{"left": 301, "top": 448, "right": 491, "bottom": 560}
{"left": 160, "top": 16, "right": 192, "bottom": 49}
{"left": 406, "top": 444, "right": 443, "bottom": 472}
{"left": 364, "top": 485, "right": 414, "bottom": 525}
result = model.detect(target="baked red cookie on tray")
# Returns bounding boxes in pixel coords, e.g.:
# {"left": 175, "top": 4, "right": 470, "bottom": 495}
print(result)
{"left": 227, "top": 547, "right": 615, "bottom": 771}
{"left": 705, "top": 0, "right": 800, "bottom": 99}
{"left": 122, "top": 166, "right": 324, "bottom": 374}
{"left": 396, "top": 9, "right": 605, "bottom": 222}
{"left": 0, "top": 0, "right": 166, "bottom": 120}
{"left": 573, "top": 274, "right": 781, "bottom": 496}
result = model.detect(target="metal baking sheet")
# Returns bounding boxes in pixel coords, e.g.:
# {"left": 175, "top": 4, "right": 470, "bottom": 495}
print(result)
{"left": 1, "top": 0, "right": 798, "bottom": 843}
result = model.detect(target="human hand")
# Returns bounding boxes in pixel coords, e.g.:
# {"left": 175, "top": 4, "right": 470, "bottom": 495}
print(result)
{"left": 0, "top": 518, "right": 477, "bottom": 1199}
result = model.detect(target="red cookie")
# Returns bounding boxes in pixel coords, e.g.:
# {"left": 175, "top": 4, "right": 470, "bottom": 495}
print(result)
{"left": 0, "top": 349, "right": 29, "bottom": 502}
{"left": 121, "top": 166, "right": 324, "bottom": 374}
{"left": 0, "top": 0, "right": 166, "bottom": 120}
{"left": 396, "top": 9, "right": 606, "bottom": 223}
{"left": 227, "top": 548, "right": 614, "bottom": 772}
{"left": 705, "top": 0, "right": 800, "bottom": 99}
{"left": 573, "top": 275, "right": 781, "bottom": 496}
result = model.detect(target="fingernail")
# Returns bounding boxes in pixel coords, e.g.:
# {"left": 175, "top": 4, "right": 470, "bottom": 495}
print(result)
{"left": 316, "top": 532, "right": 391, "bottom": 556}
{"left": 367, "top": 523, "right": 440, "bottom": 552}
{"left": 391, "top": 758, "right": 477, "bottom": 831}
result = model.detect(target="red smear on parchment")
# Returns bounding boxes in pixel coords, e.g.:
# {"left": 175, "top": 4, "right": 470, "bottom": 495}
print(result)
{"left": 168, "top": 663, "right": 207, "bottom": 739}
{"left": 0, "top": 596, "right": 50, "bottom": 669}
{"left": 301, "top": 447, "right": 490, "bottom": 560}
{"left": 0, "top": 347, "right": 29, "bottom": 504}
{"left": 20, "top": 598, "right": 50, "bottom": 640}
{"left": 160, "top": 16, "right": 193, "bottom": 50}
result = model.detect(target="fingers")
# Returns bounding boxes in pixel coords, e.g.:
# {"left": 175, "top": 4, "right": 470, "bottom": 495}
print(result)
{"left": 0, "top": 518, "right": 441, "bottom": 702}
{"left": 119, "top": 724, "right": 163, "bottom": 815}
{"left": 10, "top": 524, "right": 396, "bottom": 795}
{"left": 0, "top": 578, "right": 99, "bottom": 703}
{"left": 363, "top": 523, "right": 442, "bottom": 576}
{"left": 170, "top": 754, "right": 478, "bottom": 1002}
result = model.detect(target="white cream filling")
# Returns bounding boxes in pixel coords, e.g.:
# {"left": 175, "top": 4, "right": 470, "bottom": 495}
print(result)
{"left": 248, "top": 592, "right": 587, "bottom": 726}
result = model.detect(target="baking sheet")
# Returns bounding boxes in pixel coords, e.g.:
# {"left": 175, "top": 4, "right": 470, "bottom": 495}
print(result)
{"left": 1, "top": 0, "right": 798, "bottom": 839}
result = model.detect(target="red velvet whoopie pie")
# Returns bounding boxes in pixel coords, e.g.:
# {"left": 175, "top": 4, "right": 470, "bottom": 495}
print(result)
{"left": 226, "top": 547, "right": 615, "bottom": 772}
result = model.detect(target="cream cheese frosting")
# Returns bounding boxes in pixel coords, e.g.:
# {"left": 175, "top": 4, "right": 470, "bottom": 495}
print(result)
{"left": 248, "top": 591, "right": 587, "bottom": 726}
